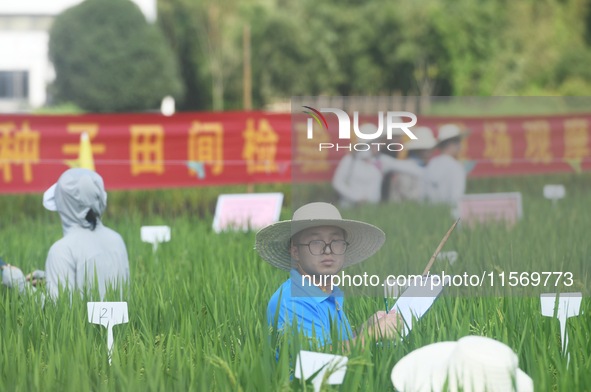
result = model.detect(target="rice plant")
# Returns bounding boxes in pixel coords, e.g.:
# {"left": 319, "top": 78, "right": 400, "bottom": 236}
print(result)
{"left": 1, "top": 173, "right": 589, "bottom": 391}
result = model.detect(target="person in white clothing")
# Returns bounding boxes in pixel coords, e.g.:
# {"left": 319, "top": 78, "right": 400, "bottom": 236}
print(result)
{"left": 332, "top": 124, "right": 423, "bottom": 207}
{"left": 2, "top": 169, "right": 130, "bottom": 301}
{"left": 380, "top": 116, "right": 407, "bottom": 200}
{"left": 425, "top": 124, "right": 468, "bottom": 216}
{"left": 388, "top": 127, "right": 436, "bottom": 202}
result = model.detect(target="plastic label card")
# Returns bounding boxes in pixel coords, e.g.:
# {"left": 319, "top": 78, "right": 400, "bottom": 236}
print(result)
{"left": 540, "top": 292, "right": 582, "bottom": 361}
{"left": 295, "top": 350, "right": 348, "bottom": 392}
{"left": 391, "top": 276, "right": 445, "bottom": 338}
{"left": 212, "top": 193, "right": 283, "bottom": 233}
{"left": 141, "top": 226, "right": 171, "bottom": 251}
{"left": 543, "top": 184, "right": 566, "bottom": 204}
{"left": 459, "top": 192, "right": 522, "bottom": 227}
{"left": 87, "top": 302, "right": 129, "bottom": 365}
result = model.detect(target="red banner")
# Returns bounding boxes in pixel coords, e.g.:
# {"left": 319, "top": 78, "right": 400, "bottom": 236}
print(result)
{"left": 0, "top": 112, "right": 590, "bottom": 194}
{"left": 0, "top": 112, "right": 292, "bottom": 194}
{"left": 424, "top": 114, "right": 591, "bottom": 177}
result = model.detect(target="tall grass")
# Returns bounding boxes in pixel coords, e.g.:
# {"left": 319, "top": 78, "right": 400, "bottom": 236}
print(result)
{"left": 1, "top": 173, "right": 590, "bottom": 391}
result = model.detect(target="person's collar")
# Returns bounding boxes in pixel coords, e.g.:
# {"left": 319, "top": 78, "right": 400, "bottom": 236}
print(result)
{"left": 290, "top": 269, "right": 344, "bottom": 302}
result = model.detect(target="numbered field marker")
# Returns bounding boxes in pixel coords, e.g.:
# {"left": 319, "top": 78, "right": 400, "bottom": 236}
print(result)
{"left": 87, "top": 302, "right": 129, "bottom": 365}
{"left": 543, "top": 184, "right": 565, "bottom": 206}
{"left": 295, "top": 351, "right": 348, "bottom": 392}
{"left": 212, "top": 193, "right": 283, "bottom": 233}
{"left": 459, "top": 193, "right": 522, "bottom": 228}
{"left": 541, "top": 292, "right": 582, "bottom": 363}
{"left": 436, "top": 251, "right": 458, "bottom": 265}
{"left": 141, "top": 226, "right": 171, "bottom": 252}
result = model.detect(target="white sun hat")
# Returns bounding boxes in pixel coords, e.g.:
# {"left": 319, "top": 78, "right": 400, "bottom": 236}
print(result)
{"left": 359, "top": 123, "right": 379, "bottom": 136}
{"left": 255, "top": 202, "right": 385, "bottom": 271}
{"left": 359, "top": 119, "right": 407, "bottom": 138}
{"left": 43, "top": 183, "right": 58, "bottom": 211}
{"left": 42, "top": 168, "right": 107, "bottom": 214}
{"left": 391, "top": 336, "right": 534, "bottom": 392}
{"left": 437, "top": 124, "right": 467, "bottom": 144}
{"left": 404, "top": 127, "right": 437, "bottom": 151}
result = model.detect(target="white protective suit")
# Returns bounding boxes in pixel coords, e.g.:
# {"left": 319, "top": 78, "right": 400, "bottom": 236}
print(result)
{"left": 332, "top": 151, "right": 424, "bottom": 206}
{"left": 424, "top": 154, "right": 467, "bottom": 217}
{"left": 44, "top": 168, "right": 129, "bottom": 300}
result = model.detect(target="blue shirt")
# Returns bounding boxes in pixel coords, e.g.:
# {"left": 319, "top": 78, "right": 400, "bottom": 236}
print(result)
{"left": 267, "top": 270, "right": 354, "bottom": 346}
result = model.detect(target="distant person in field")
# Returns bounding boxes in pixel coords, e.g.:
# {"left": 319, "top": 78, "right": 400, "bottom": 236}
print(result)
{"left": 379, "top": 116, "right": 407, "bottom": 201}
{"left": 1, "top": 257, "right": 41, "bottom": 294}
{"left": 256, "top": 202, "right": 401, "bottom": 350}
{"left": 332, "top": 123, "right": 422, "bottom": 207}
{"left": 1, "top": 169, "right": 129, "bottom": 300}
{"left": 425, "top": 124, "right": 468, "bottom": 217}
{"left": 387, "top": 126, "right": 437, "bottom": 202}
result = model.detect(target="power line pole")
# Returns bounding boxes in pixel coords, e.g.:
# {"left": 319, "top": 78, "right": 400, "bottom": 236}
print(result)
{"left": 243, "top": 24, "right": 252, "bottom": 110}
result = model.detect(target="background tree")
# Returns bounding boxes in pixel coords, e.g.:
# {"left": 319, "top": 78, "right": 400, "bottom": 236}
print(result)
{"left": 49, "top": 0, "right": 184, "bottom": 112}
{"left": 157, "top": 0, "right": 591, "bottom": 111}
{"left": 158, "top": 0, "right": 210, "bottom": 110}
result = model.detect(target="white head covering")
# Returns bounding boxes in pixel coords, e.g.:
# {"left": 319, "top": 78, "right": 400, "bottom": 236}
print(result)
{"left": 437, "top": 124, "right": 466, "bottom": 144}
{"left": 43, "top": 168, "right": 107, "bottom": 235}
{"left": 391, "top": 336, "right": 534, "bottom": 392}
{"left": 405, "top": 126, "right": 437, "bottom": 150}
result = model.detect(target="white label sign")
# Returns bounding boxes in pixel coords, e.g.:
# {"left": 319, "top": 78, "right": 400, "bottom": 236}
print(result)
{"left": 436, "top": 251, "right": 458, "bottom": 265}
{"left": 295, "top": 350, "right": 348, "bottom": 392}
{"left": 212, "top": 193, "right": 283, "bottom": 233}
{"left": 459, "top": 192, "right": 522, "bottom": 227}
{"left": 141, "top": 226, "right": 171, "bottom": 251}
{"left": 540, "top": 292, "right": 582, "bottom": 358}
{"left": 543, "top": 184, "right": 566, "bottom": 200}
{"left": 391, "top": 276, "right": 444, "bottom": 338}
{"left": 87, "top": 302, "right": 129, "bottom": 365}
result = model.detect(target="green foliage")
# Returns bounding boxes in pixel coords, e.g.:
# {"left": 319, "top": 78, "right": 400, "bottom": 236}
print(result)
{"left": 32, "top": 102, "right": 85, "bottom": 115}
{"left": 158, "top": 0, "right": 211, "bottom": 111}
{"left": 1, "top": 174, "right": 591, "bottom": 390}
{"left": 157, "top": 0, "right": 591, "bottom": 110}
{"left": 49, "top": 0, "right": 184, "bottom": 112}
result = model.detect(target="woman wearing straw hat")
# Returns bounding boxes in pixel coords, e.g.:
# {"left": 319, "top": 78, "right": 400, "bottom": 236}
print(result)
{"left": 425, "top": 124, "right": 468, "bottom": 216}
{"left": 256, "top": 202, "right": 401, "bottom": 349}
{"left": 388, "top": 127, "right": 437, "bottom": 203}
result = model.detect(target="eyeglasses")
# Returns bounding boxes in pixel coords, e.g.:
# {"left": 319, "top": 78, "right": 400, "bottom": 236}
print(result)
{"left": 296, "top": 240, "right": 349, "bottom": 255}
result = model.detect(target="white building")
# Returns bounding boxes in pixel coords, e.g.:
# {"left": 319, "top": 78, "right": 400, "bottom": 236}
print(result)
{"left": 0, "top": 0, "right": 156, "bottom": 112}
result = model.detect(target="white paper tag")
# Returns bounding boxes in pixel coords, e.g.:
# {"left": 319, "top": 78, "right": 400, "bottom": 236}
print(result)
{"left": 543, "top": 184, "right": 566, "bottom": 200}
{"left": 87, "top": 302, "right": 129, "bottom": 365}
{"left": 294, "top": 350, "right": 348, "bottom": 392}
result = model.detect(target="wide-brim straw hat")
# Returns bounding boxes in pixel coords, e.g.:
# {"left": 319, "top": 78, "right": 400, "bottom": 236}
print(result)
{"left": 404, "top": 126, "right": 437, "bottom": 151}
{"left": 391, "top": 336, "right": 534, "bottom": 392}
{"left": 357, "top": 123, "right": 407, "bottom": 139}
{"left": 437, "top": 124, "right": 468, "bottom": 144}
{"left": 255, "top": 202, "right": 385, "bottom": 271}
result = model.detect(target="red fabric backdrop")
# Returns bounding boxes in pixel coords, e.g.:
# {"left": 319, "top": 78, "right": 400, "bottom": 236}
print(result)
{"left": 1, "top": 112, "right": 589, "bottom": 193}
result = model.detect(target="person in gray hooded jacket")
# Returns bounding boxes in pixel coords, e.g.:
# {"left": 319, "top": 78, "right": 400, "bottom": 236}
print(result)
{"left": 2, "top": 168, "right": 129, "bottom": 300}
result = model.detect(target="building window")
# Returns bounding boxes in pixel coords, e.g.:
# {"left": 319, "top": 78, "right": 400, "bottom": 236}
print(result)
{"left": 0, "top": 71, "right": 29, "bottom": 99}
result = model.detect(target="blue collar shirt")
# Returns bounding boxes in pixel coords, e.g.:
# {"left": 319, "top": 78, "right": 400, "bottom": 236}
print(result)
{"left": 267, "top": 269, "right": 354, "bottom": 347}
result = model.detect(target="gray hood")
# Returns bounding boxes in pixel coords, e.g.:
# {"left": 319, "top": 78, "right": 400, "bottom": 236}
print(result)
{"left": 52, "top": 169, "right": 108, "bottom": 235}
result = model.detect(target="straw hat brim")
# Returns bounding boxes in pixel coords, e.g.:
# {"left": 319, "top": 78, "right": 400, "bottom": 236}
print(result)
{"left": 255, "top": 218, "right": 385, "bottom": 271}
{"left": 405, "top": 139, "right": 437, "bottom": 151}
{"left": 437, "top": 130, "right": 469, "bottom": 145}
{"left": 391, "top": 341, "right": 533, "bottom": 392}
